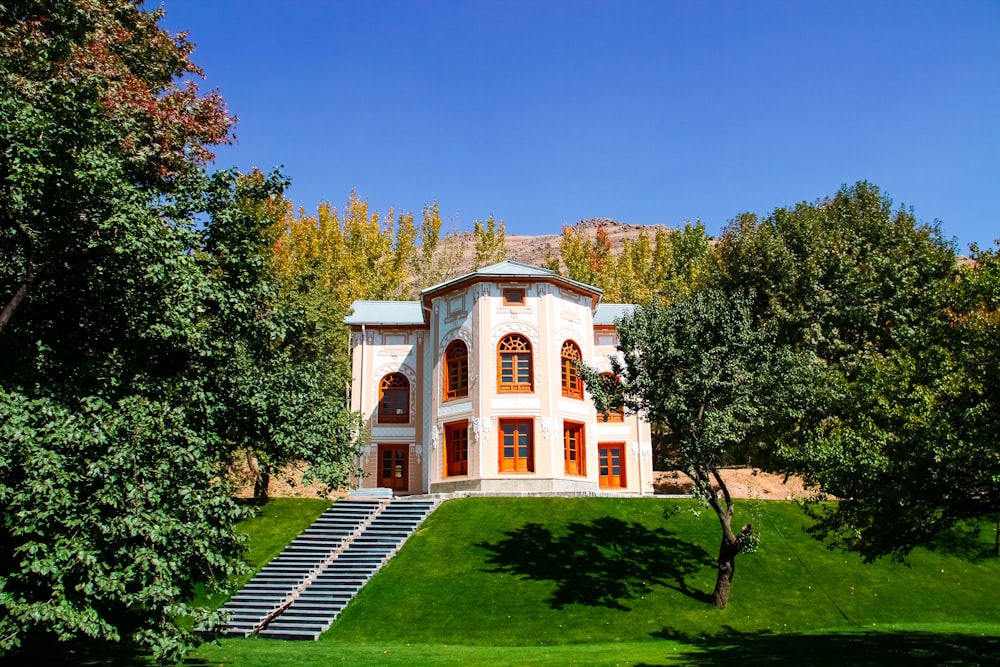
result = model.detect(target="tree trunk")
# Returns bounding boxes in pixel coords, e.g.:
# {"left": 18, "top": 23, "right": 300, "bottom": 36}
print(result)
{"left": 994, "top": 513, "right": 999, "bottom": 558}
{"left": 712, "top": 531, "right": 740, "bottom": 608}
{"left": 246, "top": 452, "right": 270, "bottom": 500}
{"left": 0, "top": 213, "right": 39, "bottom": 334}
{"left": 253, "top": 468, "right": 271, "bottom": 500}
{"left": 692, "top": 465, "right": 754, "bottom": 609}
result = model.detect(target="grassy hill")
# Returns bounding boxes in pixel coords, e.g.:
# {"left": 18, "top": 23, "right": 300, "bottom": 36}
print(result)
{"left": 194, "top": 497, "right": 1000, "bottom": 666}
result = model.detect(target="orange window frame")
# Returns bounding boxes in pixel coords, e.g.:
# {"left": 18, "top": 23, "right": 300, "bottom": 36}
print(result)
{"left": 497, "top": 334, "right": 533, "bottom": 393}
{"left": 498, "top": 419, "right": 534, "bottom": 473}
{"left": 503, "top": 287, "right": 525, "bottom": 306}
{"left": 560, "top": 340, "right": 583, "bottom": 399}
{"left": 598, "top": 443, "right": 626, "bottom": 489}
{"left": 444, "top": 340, "right": 469, "bottom": 400}
{"left": 563, "top": 421, "right": 585, "bottom": 476}
{"left": 444, "top": 421, "right": 469, "bottom": 477}
{"left": 378, "top": 373, "right": 409, "bottom": 423}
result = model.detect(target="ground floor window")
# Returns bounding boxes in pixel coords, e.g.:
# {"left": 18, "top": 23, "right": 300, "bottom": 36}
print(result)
{"left": 598, "top": 443, "right": 625, "bottom": 489}
{"left": 563, "top": 421, "right": 585, "bottom": 476}
{"left": 499, "top": 419, "right": 534, "bottom": 473}
{"left": 378, "top": 444, "right": 408, "bottom": 491}
{"left": 444, "top": 421, "right": 469, "bottom": 477}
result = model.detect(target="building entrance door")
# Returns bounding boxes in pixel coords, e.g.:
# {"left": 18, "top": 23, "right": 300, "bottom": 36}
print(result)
{"left": 598, "top": 443, "right": 626, "bottom": 489}
{"left": 378, "top": 444, "right": 409, "bottom": 491}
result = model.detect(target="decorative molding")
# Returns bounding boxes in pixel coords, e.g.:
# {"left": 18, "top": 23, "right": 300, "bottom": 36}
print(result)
{"left": 438, "top": 400, "right": 472, "bottom": 418}
{"left": 491, "top": 397, "right": 542, "bottom": 411}
{"left": 440, "top": 325, "right": 473, "bottom": 350}
{"left": 559, "top": 309, "right": 581, "bottom": 325}
{"left": 540, "top": 417, "right": 559, "bottom": 440}
{"left": 370, "top": 426, "right": 417, "bottom": 439}
{"left": 491, "top": 321, "right": 540, "bottom": 348}
{"left": 411, "top": 443, "right": 422, "bottom": 465}
{"left": 593, "top": 424, "right": 631, "bottom": 437}
{"left": 558, "top": 287, "right": 585, "bottom": 305}
{"left": 473, "top": 417, "right": 494, "bottom": 443}
{"left": 556, "top": 399, "right": 592, "bottom": 419}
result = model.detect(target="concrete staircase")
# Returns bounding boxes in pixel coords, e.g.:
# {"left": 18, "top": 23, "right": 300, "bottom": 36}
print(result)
{"left": 222, "top": 497, "right": 438, "bottom": 641}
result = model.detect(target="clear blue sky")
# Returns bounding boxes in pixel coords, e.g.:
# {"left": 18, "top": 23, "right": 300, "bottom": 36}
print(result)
{"left": 159, "top": 1, "right": 998, "bottom": 252}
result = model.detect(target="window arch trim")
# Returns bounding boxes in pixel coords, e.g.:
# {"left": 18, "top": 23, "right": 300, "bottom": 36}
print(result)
{"left": 444, "top": 340, "right": 469, "bottom": 400}
{"left": 378, "top": 372, "right": 410, "bottom": 423}
{"left": 560, "top": 339, "right": 583, "bottom": 399}
{"left": 497, "top": 334, "right": 533, "bottom": 393}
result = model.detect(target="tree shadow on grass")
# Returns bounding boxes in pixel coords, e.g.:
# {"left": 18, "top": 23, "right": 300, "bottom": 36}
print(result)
{"left": 0, "top": 639, "right": 216, "bottom": 666}
{"left": 924, "top": 518, "right": 1000, "bottom": 563}
{"left": 644, "top": 626, "right": 1000, "bottom": 667}
{"left": 477, "top": 515, "right": 713, "bottom": 610}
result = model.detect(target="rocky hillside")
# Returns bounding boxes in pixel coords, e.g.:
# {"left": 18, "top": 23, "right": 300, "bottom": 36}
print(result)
{"left": 437, "top": 218, "right": 675, "bottom": 277}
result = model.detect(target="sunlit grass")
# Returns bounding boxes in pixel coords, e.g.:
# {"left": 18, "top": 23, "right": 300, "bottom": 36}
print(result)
{"left": 191, "top": 497, "right": 1000, "bottom": 666}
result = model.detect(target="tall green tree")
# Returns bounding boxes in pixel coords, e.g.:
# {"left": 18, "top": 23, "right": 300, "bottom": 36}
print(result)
{"left": 713, "top": 181, "right": 967, "bottom": 561}
{"left": 0, "top": 1, "right": 358, "bottom": 659}
{"left": 583, "top": 290, "right": 809, "bottom": 608}
{"left": 798, "top": 243, "right": 1000, "bottom": 561}
{"left": 472, "top": 214, "right": 507, "bottom": 269}
{"left": 713, "top": 182, "right": 955, "bottom": 365}
{"left": 408, "top": 201, "right": 464, "bottom": 295}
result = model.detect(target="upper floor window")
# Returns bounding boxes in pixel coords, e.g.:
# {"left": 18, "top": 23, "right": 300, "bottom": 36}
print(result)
{"left": 596, "top": 372, "right": 625, "bottom": 422}
{"left": 444, "top": 340, "right": 469, "bottom": 400}
{"left": 378, "top": 373, "right": 409, "bottom": 423}
{"left": 560, "top": 340, "right": 583, "bottom": 399}
{"left": 498, "top": 334, "right": 533, "bottom": 393}
{"left": 503, "top": 288, "right": 526, "bottom": 306}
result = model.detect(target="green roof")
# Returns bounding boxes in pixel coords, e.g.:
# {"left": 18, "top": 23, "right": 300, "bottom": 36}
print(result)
{"left": 344, "top": 300, "right": 424, "bottom": 326}
{"left": 421, "top": 260, "right": 602, "bottom": 303}
{"left": 594, "top": 303, "right": 637, "bottom": 325}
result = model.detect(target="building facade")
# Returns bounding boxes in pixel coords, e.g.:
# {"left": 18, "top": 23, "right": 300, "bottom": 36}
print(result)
{"left": 344, "top": 261, "right": 654, "bottom": 496}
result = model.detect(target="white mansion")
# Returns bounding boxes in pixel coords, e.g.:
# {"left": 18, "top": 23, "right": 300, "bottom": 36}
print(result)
{"left": 345, "top": 261, "right": 654, "bottom": 496}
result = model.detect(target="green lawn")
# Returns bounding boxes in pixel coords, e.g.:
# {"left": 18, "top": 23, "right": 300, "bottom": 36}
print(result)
{"left": 192, "top": 497, "right": 1000, "bottom": 666}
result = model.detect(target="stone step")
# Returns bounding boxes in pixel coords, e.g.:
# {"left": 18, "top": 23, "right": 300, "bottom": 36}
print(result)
{"left": 279, "top": 605, "right": 347, "bottom": 617}
{"left": 266, "top": 613, "right": 337, "bottom": 626}
{"left": 226, "top": 600, "right": 289, "bottom": 609}
{"left": 295, "top": 587, "right": 358, "bottom": 596}
{"left": 242, "top": 498, "right": 438, "bottom": 640}
{"left": 230, "top": 585, "right": 293, "bottom": 594}
{"left": 257, "top": 627, "right": 323, "bottom": 640}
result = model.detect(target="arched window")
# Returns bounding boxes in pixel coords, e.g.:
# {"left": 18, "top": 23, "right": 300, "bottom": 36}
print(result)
{"left": 497, "top": 334, "right": 533, "bottom": 393}
{"left": 378, "top": 373, "right": 409, "bottom": 423}
{"left": 560, "top": 340, "right": 583, "bottom": 399}
{"left": 444, "top": 340, "right": 469, "bottom": 400}
{"left": 597, "top": 372, "right": 625, "bottom": 422}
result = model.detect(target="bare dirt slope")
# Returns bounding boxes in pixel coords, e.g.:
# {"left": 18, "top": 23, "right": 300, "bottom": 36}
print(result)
{"left": 233, "top": 462, "right": 812, "bottom": 500}
{"left": 654, "top": 468, "right": 814, "bottom": 499}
